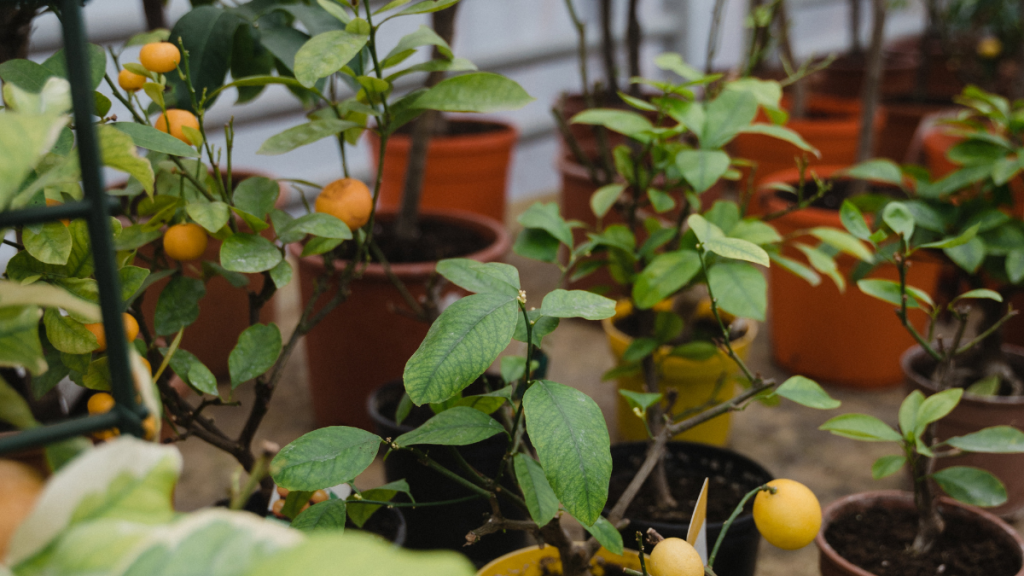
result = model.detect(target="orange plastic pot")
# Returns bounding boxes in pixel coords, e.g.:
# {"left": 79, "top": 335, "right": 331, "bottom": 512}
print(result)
{"left": 477, "top": 545, "right": 644, "bottom": 576}
{"left": 367, "top": 119, "right": 517, "bottom": 224}
{"left": 292, "top": 209, "right": 509, "bottom": 430}
{"left": 135, "top": 171, "right": 286, "bottom": 381}
{"left": 758, "top": 166, "right": 943, "bottom": 388}
{"left": 732, "top": 95, "right": 885, "bottom": 185}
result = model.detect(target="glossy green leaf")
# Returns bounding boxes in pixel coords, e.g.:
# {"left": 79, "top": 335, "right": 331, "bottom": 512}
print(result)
{"left": 518, "top": 202, "right": 572, "bottom": 246}
{"left": 701, "top": 89, "right": 758, "bottom": 148}
{"left": 233, "top": 176, "right": 280, "bottom": 218}
{"left": 919, "top": 224, "right": 979, "bottom": 250}
{"left": 946, "top": 426, "right": 1024, "bottom": 453}
{"left": 410, "top": 72, "right": 534, "bottom": 113}
{"left": 914, "top": 388, "right": 963, "bottom": 435}
{"left": 583, "top": 515, "right": 624, "bottom": 556}
{"left": 0, "top": 308, "right": 46, "bottom": 377}
{"left": 899, "top": 390, "right": 925, "bottom": 439}
{"left": 857, "top": 279, "right": 922, "bottom": 309}
{"left": 163, "top": 347, "right": 218, "bottom": 396}
{"left": 871, "top": 455, "right": 907, "bottom": 479}
{"left": 513, "top": 228, "right": 560, "bottom": 263}
{"left": 882, "top": 202, "right": 915, "bottom": 239}
{"left": 840, "top": 200, "right": 872, "bottom": 241}
{"left": 404, "top": 292, "right": 519, "bottom": 405}
{"left": 932, "top": 466, "right": 1007, "bottom": 507}
{"left": 809, "top": 228, "right": 872, "bottom": 261}
{"left": 395, "top": 406, "right": 506, "bottom": 446}
{"left": 23, "top": 222, "right": 72, "bottom": 265}
{"left": 513, "top": 309, "right": 560, "bottom": 347}
{"left": 270, "top": 260, "right": 293, "bottom": 290}
{"left": 41, "top": 44, "right": 107, "bottom": 90}
{"left": 774, "top": 376, "right": 841, "bottom": 409}
{"left": 737, "top": 123, "right": 817, "bottom": 154}
{"left": 944, "top": 236, "right": 986, "bottom": 274}
{"left": 292, "top": 498, "right": 346, "bottom": 532}
{"left": 707, "top": 261, "right": 766, "bottom": 321}
{"left": 619, "top": 389, "right": 662, "bottom": 412}
{"left": 257, "top": 119, "right": 360, "bottom": 155}
{"left": 186, "top": 201, "right": 230, "bottom": 234}
{"left": 591, "top": 183, "right": 625, "bottom": 218}
{"left": 955, "top": 288, "right": 1002, "bottom": 302}
{"left": 632, "top": 250, "right": 702, "bottom": 310}
{"left": 670, "top": 341, "right": 718, "bottom": 360}
{"left": 111, "top": 122, "right": 200, "bottom": 158}
{"left": 514, "top": 454, "right": 559, "bottom": 528}
{"left": 728, "top": 220, "right": 781, "bottom": 245}
{"left": 703, "top": 236, "right": 770, "bottom": 267}
{"left": 966, "top": 375, "right": 1001, "bottom": 396}
{"left": 538, "top": 289, "right": 616, "bottom": 320}
{"left": 229, "top": 323, "right": 282, "bottom": 388}
{"left": 622, "top": 338, "right": 659, "bottom": 363}
{"left": 277, "top": 213, "right": 351, "bottom": 243}
{"left": 220, "top": 233, "right": 282, "bottom": 273}
{"left": 842, "top": 159, "right": 903, "bottom": 185}
{"left": 294, "top": 30, "right": 369, "bottom": 87}
{"left": 99, "top": 125, "right": 154, "bottom": 195}
{"left": 676, "top": 150, "right": 730, "bottom": 194}
{"left": 769, "top": 253, "right": 821, "bottom": 286}
{"left": 820, "top": 413, "right": 903, "bottom": 442}
{"left": 523, "top": 380, "right": 611, "bottom": 526}
{"left": 271, "top": 426, "right": 381, "bottom": 490}
{"left": 571, "top": 109, "right": 653, "bottom": 139}
{"left": 1006, "top": 249, "right": 1024, "bottom": 283}
{"left": 436, "top": 259, "right": 520, "bottom": 297}
{"left": 154, "top": 275, "right": 205, "bottom": 336}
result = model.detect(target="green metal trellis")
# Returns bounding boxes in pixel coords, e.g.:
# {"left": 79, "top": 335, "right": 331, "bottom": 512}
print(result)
{"left": 0, "top": 0, "right": 147, "bottom": 455}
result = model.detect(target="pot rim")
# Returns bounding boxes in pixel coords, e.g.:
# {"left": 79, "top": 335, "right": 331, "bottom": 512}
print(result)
{"left": 289, "top": 207, "right": 510, "bottom": 281}
{"left": 814, "top": 489, "right": 1024, "bottom": 576}
{"left": 368, "top": 118, "right": 519, "bottom": 150}
{"left": 476, "top": 543, "right": 645, "bottom": 576}
{"left": 900, "top": 344, "right": 1024, "bottom": 407}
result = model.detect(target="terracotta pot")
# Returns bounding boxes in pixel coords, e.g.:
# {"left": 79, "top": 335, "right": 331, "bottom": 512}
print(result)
{"left": 876, "top": 98, "right": 958, "bottom": 163}
{"left": 135, "top": 171, "right": 286, "bottom": 381}
{"left": 732, "top": 95, "right": 885, "bottom": 186}
{"left": 602, "top": 301, "right": 757, "bottom": 445}
{"left": 921, "top": 127, "right": 963, "bottom": 180}
{"left": 902, "top": 345, "right": 1024, "bottom": 519}
{"left": 367, "top": 119, "right": 517, "bottom": 224}
{"left": 813, "top": 51, "right": 921, "bottom": 99}
{"left": 887, "top": 36, "right": 967, "bottom": 100}
{"left": 758, "top": 166, "right": 944, "bottom": 388}
{"left": 293, "top": 208, "right": 510, "bottom": 430}
{"left": 556, "top": 92, "right": 661, "bottom": 162}
{"left": 816, "top": 490, "right": 1024, "bottom": 576}
{"left": 477, "top": 544, "right": 643, "bottom": 576}
{"left": 0, "top": 431, "right": 49, "bottom": 477}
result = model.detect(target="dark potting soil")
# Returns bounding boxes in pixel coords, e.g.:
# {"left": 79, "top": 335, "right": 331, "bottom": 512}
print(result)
{"left": 775, "top": 180, "right": 905, "bottom": 212}
{"left": 379, "top": 377, "right": 502, "bottom": 429}
{"left": 911, "top": 348, "right": 1024, "bottom": 397}
{"left": 608, "top": 450, "right": 764, "bottom": 524}
{"left": 613, "top": 315, "right": 748, "bottom": 346}
{"left": 825, "top": 506, "right": 1022, "bottom": 576}
{"left": 536, "top": 556, "right": 629, "bottom": 576}
{"left": 335, "top": 216, "right": 488, "bottom": 264}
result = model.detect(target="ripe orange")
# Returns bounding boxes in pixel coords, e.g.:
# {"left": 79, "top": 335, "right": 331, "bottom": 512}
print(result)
{"left": 83, "top": 313, "right": 138, "bottom": 352}
{"left": 0, "top": 459, "right": 44, "bottom": 558}
{"left": 139, "top": 42, "right": 180, "bottom": 73}
{"left": 83, "top": 322, "right": 106, "bottom": 352}
{"left": 155, "top": 109, "right": 200, "bottom": 144}
{"left": 310, "top": 489, "right": 329, "bottom": 504}
{"left": 163, "top": 223, "right": 208, "bottom": 261}
{"left": 315, "top": 178, "right": 373, "bottom": 230}
{"left": 977, "top": 37, "right": 1003, "bottom": 59}
{"left": 118, "top": 68, "right": 146, "bottom": 91}
{"left": 753, "top": 479, "right": 822, "bottom": 550}
{"left": 87, "top": 392, "right": 115, "bottom": 415}
{"left": 648, "top": 537, "right": 703, "bottom": 576}
{"left": 45, "top": 198, "right": 70, "bottom": 226}
{"left": 142, "top": 416, "right": 157, "bottom": 441}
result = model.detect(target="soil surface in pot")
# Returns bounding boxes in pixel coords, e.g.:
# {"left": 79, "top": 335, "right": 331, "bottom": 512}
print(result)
{"left": 825, "top": 506, "right": 1022, "bottom": 576}
{"left": 776, "top": 180, "right": 906, "bottom": 212}
{"left": 608, "top": 449, "right": 764, "bottom": 524}
{"left": 534, "top": 557, "right": 630, "bottom": 576}
{"left": 911, "top": 348, "right": 1024, "bottom": 396}
{"left": 336, "top": 216, "right": 488, "bottom": 264}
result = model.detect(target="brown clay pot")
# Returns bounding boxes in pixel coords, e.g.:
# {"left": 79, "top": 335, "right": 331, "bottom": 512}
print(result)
{"left": 732, "top": 95, "right": 885, "bottom": 185}
{"left": 758, "top": 166, "right": 943, "bottom": 388}
{"left": 921, "top": 127, "right": 963, "bottom": 179}
{"left": 876, "top": 98, "right": 958, "bottom": 163}
{"left": 887, "top": 36, "right": 967, "bottom": 100}
{"left": 902, "top": 345, "right": 1024, "bottom": 519}
{"left": 293, "top": 209, "right": 510, "bottom": 430}
{"left": 556, "top": 92, "right": 660, "bottom": 162}
{"left": 816, "top": 490, "right": 1024, "bottom": 576}
{"left": 367, "top": 119, "right": 517, "bottom": 224}
{"left": 135, "top": 171, "right": 287, "bottom": 381}
{"left": 813, "top": 51, "right": 921, "bottom": 99}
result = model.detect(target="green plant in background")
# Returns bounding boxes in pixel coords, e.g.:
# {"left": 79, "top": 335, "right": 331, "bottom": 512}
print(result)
{"left": 937, "top": 0, "right": 1024, "bottom": 97}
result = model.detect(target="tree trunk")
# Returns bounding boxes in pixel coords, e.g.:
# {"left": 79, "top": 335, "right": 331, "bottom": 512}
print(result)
{"left": 0, "top": 4, "right": 40, "bottom": 65}
{"left": 600, "top": 0, "right": 618, "bottom": 99}
{"left": 855, "top": 0, "right": 886, "bottom": 163}
{"left": 393, "top": 5, "right": 459, "bottom": 242}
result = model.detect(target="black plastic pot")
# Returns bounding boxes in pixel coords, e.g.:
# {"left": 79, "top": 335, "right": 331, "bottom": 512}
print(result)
{"left": 608, "top": 442, "right": 772, "bottom": 576}
{"left": 368, "top": 378, "right": 528, "bottom": 567}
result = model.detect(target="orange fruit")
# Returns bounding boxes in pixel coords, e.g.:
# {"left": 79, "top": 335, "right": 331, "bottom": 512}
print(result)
{"left": 977, "top": 37, "right": 1003, "bottom": 59}
{"left": 315, "top": 178, "right": 373, "bottom": 230}
{"left": 155, "top": 109, "right": 200, "bottom": 144}
{"left": 0, "top": 459, "right": 44, "bottom": 558}
{"left": 139, "top": 42, "right": 180, "bottom": 73}
{"left": 142, "top": 416, "right": 157, "bottom": 441}
{"left": 83, "top": 323, "right": 106, "bottom": 352}
{"left": 277, "top": 486, "right": 290, "bottom": 499}
{"left": 124, "top": 314, "right": 139, "bottom": 342}
{"left": 118, "top": 68, "right": 146, "bottom": 91}
{"left": 87, "top": 392, "right": 115, "bottom": 415}
{"left": 310, "top": 489, "right": 329, "bottom": 504}
{"left": 272, "top": 499, "right": 285, "bottom": 517}
{"left": 83, "top": 313, "right": 140, "bottom": 352}
{"left": 163, "top": 223, "right": 208, "bottom": 261}
{"left": 649, "top": 537, "right": 703, "bottom": 576}
{"left": 753, "top": 479, "right": 822, "bottom": 550}
{"left": 139, "top": 356, "right": 152, "bottom": 375}
{"left": 45, "top": 198, "right": 69, "bottom": 226}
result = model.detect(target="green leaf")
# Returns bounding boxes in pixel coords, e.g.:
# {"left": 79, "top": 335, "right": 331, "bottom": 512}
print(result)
{"left": 701, "top": 89, "right": 758, "bottom": 148}
{"left": 737, "top": 123, "right": 817, "bottom": 154}
{"left": 154, "top": 275, "right": 205, "bottom": 336}
{"left": 946, "top": 426, "right": 1024, "bottom": 453}
{"left": 647, "top": 188, "right": 675, "bottom": 214}
{"left": 842, "top": 159, "right": 904, "bottom": 186}
{"left": 1006, "top": 250, "right": 1024, "bottom": 283}
{"left": 703, "top": 236, "right": 770, "bottom": 267}
{"left": 0, "top": 373, "right": 39, "bottom": 429}
{"left": 728, "top": 220, "right": 781, "bottom": 245}
{"left": 82, "top": 356, "right": 111, "bottom": 391}
{"left": 513, "top": 309, "right": 560, "bottom": 347}
{"left": 591, "top": 184, "right": 625, "bottom": 218}
{"left": 774, "top": 376, "right": 841, "bottom": 409}
{"left": 966, "top": 375, "right": 1001, "bottom": 396}
{"left": 632, "top": 250, "right": 702, "bottom": 310}
{"left": 233, "top": 177, "right": 280, "bottom": 219}
{"left": 622, "top": 338, "right": 659, "bottom": 363}
{"left": 384, "top": 25, "right": 453, "bottom": 63}
{"left": 583, "top": 515, "right": 624, "bottom": 556}
{"left": 220, "top": 233, "right": 282, "bottom": 273}
{"left": 840, "top": 200, "right": 873, "bottom": 241}
{"left": 820, "top": 413, "right": 903, "bottom": 442}
{"left": 41, "top": 44, "right": 107, "bottom": 90}
{"left": 707, "top": 261, "right": 766, "bottom": 321}
{"left": 514, "top": 454, "right": 559, "bottom": 528}
{"left": 676, "top": 150, "right": 730, "bottom": 194}
{"left": 410, "top": 72, "right": 534, "bottom": 113}
{"left": 271, "top": 426, "right": 381, "bottom": 491}
{"left": 654, "top": 53, "right": 702, "bottom": 80}
{"left": 523, "top": 380, "right": 611, "bottom": 526}
{"left": 0, "top": 307, "right": 47, "bottom": 376}
{"left": 294, "top": 29, "right": 369, "bottom": 87}
{"left": 919, "top": 224, "right": 979, "bottom": 250}
{"left": 518, "top": 202, "right": 572, "bottom": 246}
{"left": 455, "top": 392, "right": 508, "bottom": 415}
{"left": 914, "top": 388, "right": 963, "bottom": 435}
{"left": 770, "top": 253, "right": 821, "bottom": 286}
{"left": 301, "top": 237, "right": 343, "bottom": 257}
{"left": 99, "top": 125, "right": 154, "bottom": 195}
{"left": 111, "top": 122, "right": 200, "bottom": 158}
{"left": 538, "top": 289, "right": 616, "bottom": 320}
{"left": 619, "top": 389, "right": 663, "bottom": 412}
{"left": 857, "top": 278, "right": 923, "bottom": 309}
{"left": 669, "top": 341, "right": 718, "bottom": 360}
{"left": 163, "top": 347, "right": 218, "bottom": 396}
{"left": 435, "top": 259, "right": 520, "bottom": 297}
{"left": 571, "top": 109, "right": 653, "bottom": 140}
{"left": 809, "top": 228, "right": 873, "bottom": 262}
{"left": 115, "top": 226, "right": 163, "bottom": 251}
{"left": 42, "top": 308, "right": 97, "bottom": 354}
{"left": 270, "top": 260, "right": 293, "bottom": 290}
{"left": 0, "top": 111, "right": 67, "bottom": 210}
{"left": 932, "top": 466, "right": 1007, "bottom": 507}
{"left": 882, "top": 202, "right": 915, "bottom": 239}
{"left": 687, "top": 213, "right": 723, "bottom": 243}
{"left": 955, "top": 288, "right": 1002, "bottom": 302}
{"left": 871, "top": 455, "right": 907, "bottom": 479}
{"left": 23, "top": 222, "right": 72, "bottom": 265}
{"left": 396, "top": 406, "right": 506, "bottom": 447}
{"left": 899, "top": 390, "right": 925, "bottom": 439}
{"left": 228, "top": 323, "right": 282, "bottom": 388}
{"left": 944, "top": 236, "right": 986, "bottom": 274}
{"left": 393, "top": 0, "right": 460, "bottom": 17}
{"left": 513, "top": 228, "right": 560, "bottom": 263}
{"left": 257, "top": 119, "right": 360, "bottom": 155}
{"left": 0, "top": 59, "right": 55, "bottom": 92}
{"left": 186, "top": 201, "right": 230, "bottom": 234}
{"left": 404, "top": 293, "right": 519, "bottom": 405}
{"left": 292, "top": 498, "right": 347, "bottom": 532}
{"left": 119, "top": 266, "right": 150, "bottom": 305}
{"left": 347, "top": 480, "right": 411, "bottom": 528}
{"left": 277, "top": 213, "right": 352, "bottom": 243}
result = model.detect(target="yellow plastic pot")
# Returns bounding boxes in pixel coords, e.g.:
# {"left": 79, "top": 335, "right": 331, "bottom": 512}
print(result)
{"left": 477, "top": 545, "right": 644, "bottom": 576}
{"left": 602, "top": 301, "right": 758, "bottom": 446}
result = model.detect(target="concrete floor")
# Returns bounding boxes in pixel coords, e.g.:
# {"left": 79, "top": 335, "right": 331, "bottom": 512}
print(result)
{"left": 171, "top": 240, "right": 1024, "bottom": 576}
